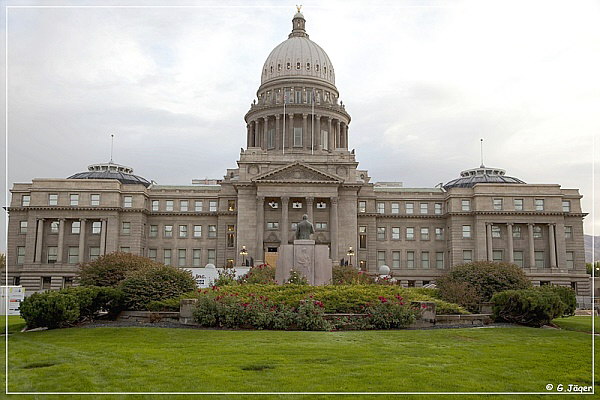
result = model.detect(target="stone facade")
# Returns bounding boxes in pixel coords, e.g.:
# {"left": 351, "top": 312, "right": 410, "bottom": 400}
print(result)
{"left": 3, "top": 10, "right": 589, "bottom": 295}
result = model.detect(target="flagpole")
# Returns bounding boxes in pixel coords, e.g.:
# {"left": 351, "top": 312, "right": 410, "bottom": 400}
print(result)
{"left": 311, "top": 88, "right": 315, "bottom": 155}
{"left": 283, "top": 89, "right": 286, "bottom": 155}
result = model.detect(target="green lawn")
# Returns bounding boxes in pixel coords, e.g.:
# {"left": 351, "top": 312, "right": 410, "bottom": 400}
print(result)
{"left": 1, "top": 316, "right": 597, "bottom": 400}
{"left": 553, "top": 316, "right": 600, "bottom": 334}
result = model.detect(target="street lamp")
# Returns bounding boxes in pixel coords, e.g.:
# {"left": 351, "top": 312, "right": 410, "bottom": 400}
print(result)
{"left": 240, "top": 245, "right": 248, "bottom": 266}
{"left": 347, "top": 246, "right": 355, "bottom": 267}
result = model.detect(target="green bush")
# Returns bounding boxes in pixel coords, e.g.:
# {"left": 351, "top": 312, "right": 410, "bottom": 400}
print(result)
{"left": 60, "top": 286, "right": 124, "bottom": 319}
{"left": 492, "top": 288, "right": 566, "bottom": 327}
{"left": 20, "top": 291, "right": 80, "bottom": 329}
{"left": 213, "top": 268, "right": 238, "bottom": 287}
{"left": 364, "top": 295, "right": 417, "bottom": 329}
{"left": 539, "top": 285, "right": 577, "bottom": 316}
{"left": 119, "top": 265, "right": 197, "bottom": 310}
{"left": 295, "top": 299, "right": 330, "bottom": 331}
{"left": 285, "top": 269, "right": 308, "bottom": 285}
{"left": 78, "top": 252, "right": 161, "bottom": 287}
{"left": 437, "top": 262, "right": 532, "bottom": 312}
{"left": 331, "top": 265, "right": 374, "bottom": 285}
{"left": 238, "top": 264, "right": 276, "bottom": 284}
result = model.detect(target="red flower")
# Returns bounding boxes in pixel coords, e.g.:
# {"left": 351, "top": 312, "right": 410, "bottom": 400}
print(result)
{"left": 422, "top": 304, "right": 428, "bottom": 309}
{"left": 378, "top": 296, "right": 388, "bottom": 303}
{"left": 242, "top": 303, "right": 249, "bottom": 307}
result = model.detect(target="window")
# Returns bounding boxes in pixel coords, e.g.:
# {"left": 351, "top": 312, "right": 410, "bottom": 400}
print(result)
{"left": 462, "top": 225, "right": 471, "bottom": 239}
{"left": 151, "top": 200, "right": 159, "bottom": 211}
{"left": 209, "top": 201, "right": 217, "bottom": 212}
{"left": 179, "top": 225, "right": 188, "bottom": 238}
{"left": 41, "top": 277, "right": 51, "bottom": 290}
{"left": 122, "top": 222, "right": 131, "bottom": 235}
{"left": 193, "top": 249, "right": 201, "bottom": 267}
{"left": 47, "top": 247, "right": 58, "bottom": 263}
{"left": 407, "top": 251, "right": 415, "bottom": 269}
{"left": 166, "top": 200, "right": 174, "bottom": 211}
{"left": 420, "top": 228, "right": 429, "bottom": 241}
{"left": 123, "top": 196, "right": 133, "bottom": 208}
{"left": 405, "top": 202, "right": 414, "bottom": 214}
{"left": 17, "top": 247, "right": 25, "bottom": 264}
{"left": 493, "top": 250, "right": 503, "bottom": 262}
{"left": 377, "top": 227, "right": 386, "bottom": 240}
{"left": 435, "top": 228, "right": 444, "bottom": 240}
{"left": 321, "top": 130, "right": 328, "bottom": 150}
{"left": 164, "top": 249, "right": 172, "bottom": 265}
{"left": 178, "top": 249, "right": 187, "bottom": 267}
{"left": 208, "top": 225, "right": 217, "bottom": 238}
{"left": 513, "top": 251, "right": 524, "bottom": 267}
{"left": 434, "top": 203, "right": 442, "bottom": 215}
{"left": 316, "top": 201, "right": 326, "bottom": 209}
{"left": 406, "top": 227, "right": 415, "bottom": 240}
{"left": 292, "top": 201, "right": 302, "bottom": 209}
{"left": 535, "top": 199, "right": 544, "bottom": 211}
{"left": 436, "top": 252, "right": 444, "bottom": 269}
{"left": 421, "top": 252, "right": 430, "bottom": 269}
{"left": 71, "top": 221, "right": 81, "bottom": 234}
{"left": 514, "top": 199, "right": 523, "bottom": 211}
{"left": 391, "top": 202, "right": 399, "bottom": 214}
{"left": 295, "top": 90, "right": 301, "bottom": 102}
{"left": 461, "top": 199, "right": 471, "bottom": 211}
{"left": 120, "top": 247, "right": 130, "bottom": 253}
{"left": 377, "top": 251, "right": 386, "bottom": 267}
{"left": 164, "top": 225, "right": 173, "bottom": 238}
{"left": 228, "top": 200, "right": 236, "bottom": 211}
{"left": 391, "top": 251, "right": 401, "bottom": 268}
{"left": 564, "top": 226, "right": 572, "bottom": 239}
{"left": 491, "top": 225, "right": 501, "bottom": 238}
{"left": 195, "top": 200, "right": 203, "bottom": 212}
{"left": 562, "top": 200, "right": 571, "bottom": 212}
{"left": 19, "top": 221, "right": 27, "bottom": 234}
{"left": 91, "top": 194, "right": 100, "bottom": 206}
{"left": 68, "top": 247, "right": 79, "bottom": 264}
{"left": 533, "top": 226, "right": 542, "bottom": 239}
{"left": 293, "top": 127, "right": 303, "bottom": 147}
{"left": 377, "top": 202, "right": 385, "bottom": 214}
{"left": 535, "top": 251, "right": 545, "bottom": 268}
{"left": 513, "top": 225, "right": 521, "bottom": 238}
{"left": 148, "top": 248, "right": 157, "bottom": 262}
{"left": 207, "top": 249, "right": 216, "bottom": 265}
{"left": 358, "top": 201, "right": 366, "bottom": 213}
{"left": 267, "top": 129, "right": 275, "bottom": 149}
{"left": 291, "top": 223, "right": 298, "bottom": 231}
{"left": 180, "top": 200, "right": 188, "bottom": 212}
{"left": 50, "top": 220, "right": 60, "bottom": 233}
{"left": 49, "top": 194, "right": 58, "bottom": 206}
{"left": 493, "top": 199, "right": 503, "bottom": 210}
{"left": 463, "top": 250, "right": 473, "bottom": 263}
{"left": 89, "top": 247, "right": 100, "bottom": 262}
{"left": 391, "top": 227, "right": 400, "bottom": 240}
{"left": 70, "top": 194, "right": 79, "bottom": 206}
{"left": 149, "top": 225, "right": 158, "bottom": 238}
{"left": 315, "top": 222, "right": 327, "bottom": 230}
{"left": 566, "top": 251, "right": 574, "bottom": 269}
{"left": 359, "top": 226, "right": 367, "bottom": 249}
{"left": 227, "top": 225, "right": 235, "bottom": 248}
{"left": 420, "top": 203, "right": 428, "bottom": 214}
{"left": 22, "top": 195, "right": 30, "bottom": 206}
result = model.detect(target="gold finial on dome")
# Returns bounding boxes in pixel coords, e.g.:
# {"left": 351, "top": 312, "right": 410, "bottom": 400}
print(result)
{"left": 296, "top": 5, "right": 302, "bottom": 13}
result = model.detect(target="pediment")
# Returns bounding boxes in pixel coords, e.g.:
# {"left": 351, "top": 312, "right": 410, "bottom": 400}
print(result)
{"left": 252, "top": 162, "right": 343, "bottom": 184}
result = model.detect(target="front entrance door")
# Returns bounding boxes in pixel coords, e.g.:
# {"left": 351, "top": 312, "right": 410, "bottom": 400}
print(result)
{"left": 265, "top": 247, "right": 279, "bottom": 268}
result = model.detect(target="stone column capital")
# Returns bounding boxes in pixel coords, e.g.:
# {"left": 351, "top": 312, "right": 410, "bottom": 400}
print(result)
{"left": 507, "top": 222, "right": 513, "bottom": 226}
{"left": 289, "top": 113, "right": 295, "bottom": 119}
{"left": 330, "top": 197, "right": 338, "bottom": 205}
{"left": 275, "top": 114, "right": 281, "bottom": 120}
{"left": 281, "top": 196, "right": 290, "bottom": 203}
{"left": 306, "top": 196, "right": 314, "bottom": 203}
{"left": 263, "top": 116, "right": 268, "bottom": 121}
{"left": 302, "top": 113, "right": 308, "bottom": 119}
{"left": 257, "top": 196, "right": 265, "bottom": 203}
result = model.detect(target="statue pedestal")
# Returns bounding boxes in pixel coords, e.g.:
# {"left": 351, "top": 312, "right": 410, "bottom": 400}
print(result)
{"left": 276, "top": 240, "right": 332, "bottom": 285}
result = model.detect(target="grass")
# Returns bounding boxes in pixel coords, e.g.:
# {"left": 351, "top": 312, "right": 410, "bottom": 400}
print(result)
{"left": 553, "top": 315, "right": 600, "bottom": 334}
{"left": 1, "top": 316, "right": 597, "bottom": 399}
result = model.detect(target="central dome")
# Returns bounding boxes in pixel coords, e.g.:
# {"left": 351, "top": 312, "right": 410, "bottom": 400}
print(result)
{"left": 261, "top": 11, "right": 335, "bottom": 86}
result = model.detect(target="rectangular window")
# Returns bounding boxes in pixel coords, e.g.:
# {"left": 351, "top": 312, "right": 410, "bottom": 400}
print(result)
{"left": 208, "top": 225, "right": 217, "bottom": 238}
{"left": 377, "top": 227, "right": 386, "bottom": 241}
{"left": 562, "top": 200, "right": 571, "bottom": 212}
{"left": 493, "top": 250, "right": 503, "bottom": 262}
{"left": 267, "top": 129, "right": 275, "bottom": 149}
{"left": 316, "top": 201, "right": 326, "bottom": 209}
{"left": 566, "top": 251, "right": 574, "bottom": 269}
{"left": 122, "top": 222, "right": 131, "bottom": 235}
{"left": 434, "top": 203, "right": 442, "bottom": 215}
{"left": 421, "top": 252, "right": 430, "bottom": 269}
{"left": 180, "top": 200, "right": 188, "bottom": 212}
{"left": 120, "top": 247, "right": 130, "bottom": 253}
{"left": 513, "top": 225, "right": 521, "bottom": 238}
{"left": 149, "top": 225, "right": 158, "bottom": 238}
{"left": 435, "top": 227, "right": 444, "bottom": 240}
{"left": 533, "top": 226, "right": 542, "bottom": 239}
{"left": 436, "top": 252, "right": 444, "bottom": 269}
{"left": 377, "top": 251, "right": 386, "bottom": 267}
{"left": 293, "top": 127, "right": 303, "bottom": 147}
{"left": 295, "top": 90, "right": 302, "bottom": 103}
{"left": 407, "top": 251, "right": 415, "bottom": 269}
{"left": 50, "top": 220, "right": 59, "bottom": 234}
{"left": 41, "top": 277, "right": 51, "bottom": 290}
{"left": 148, "top": 248, "right": 157, "bottom": 262}
{"left": 227, "top": 233, "right": 235, "bottom": 248}
{"left": 195, "top": 200, "right": 203, "bottom": 212}
{"left": 392, "top": 251, "right": 400, "bottom": 268}
{"left": 70, "top": 194, "right": 79, "bottom": 206}
{"left": 49, "top": 194, "right": 58, "bottom": 206}
{"left": 164, "top": 249, "right": 172, "bottom": 265}
{"left": 89, "top": 247, "right": 100, "bottom": 262}
{"left": 405, "top": 202, "right": 414, "bottom": 214}
{"left": 377, "top": 202, "right": 385, "bottom": 214}
{"left": 71, "top": 221, "right": 81, "bottom": 234}
{"left": 209, "top": 201, "right": 217, "bottom": 212}
{"left": 535, "top": 199, "right": 544, "bottom": 211}
{"left": 493, "top": 198, "right": 503, "bottom": 210}
{"left": 391, "top": 227, "right": 400, "bottom": 240}
{"left": 420, "top": 203, "right": 428, "bottom": 214}
{"left": 123, "top": 196, "right": 133, "bottom": 208}
{"left": 391, "top": 202, "right": 400, "bottom": 214}
{"left": 291, "top": 223, "right": 298, "bottom": 231}
{"left": 91, "top": 194, "right": 100, "bottom": 206}
{"left": 535, "top": 251, "right": 545, "bottom": 268}
{"left": 462, "top": 225, "right": 471, "bottom": 239}
{"left": 405, "top": 227, "right": 414, "bottom": 240}
{"left": 22, "top": 195, "right": 30, "bottom": 206}
{"left": 20, "top": 221, "right": 27, "bottom": 234}
{"left": 17, "top": 247, "right": 25, "bottom": 264}
{"left": 564, "top": 226, "right": 572, "bottom": 239}
{"left": 191, "top": 225, "right": 201, "bottom": 238}
{"left": 514, "top": 198, "right": 524, "bottom": 210}
{"left": 193, "top": 249, "right": 202, "bottom": 267}
{"left": 152, "top": 200, "right": 159, "bottom": 211}
{"left": 166, "top": 200, "right": 174, "bottom": 211}
{"left": 62, "top": 277, "right": 74, "bottom": 288}
{"left": 228, "top": 200, "right": 236, "bottom": 211}
{"left": 68, "top": 247, "right": 79, "bottom": 264}
{"left": 491, "top": 225, "right": 501, "bottom": 238}
{"left": 179, "top": 225, "right": 188, "bottom": 238}
{"left": 207, "top": 249, "right": 216, "bottom": 265}
{"left": 420, "top": 227, "right": 429, "bottom": 241}
{"left": 164, "top": 225, "right": 173, "bottom": 238}
{"left": 358, "top": 201, "right": 366, "bottom": 213}
{"left": 47, "top": 246, "right": 58, "bottom": 263}
{"left": 359, "top": 226, "right": 367, "bottom": 249}
{"left": 463, "top": 250, "right": 473, "bottom": 263}
{"left": 89, "top": 221, "right": 99, "bottom": 234}
{"left": 315, "top": 222, "right": 327, "bottom": 230}
{"left": 513, "top": 251, "right": 524, "bottom": 267}
{"left": 178, "top": 249, "right": 187, "bottom": 267}
{"left": 461, "top": 199, "right": 471, "bottom": 211}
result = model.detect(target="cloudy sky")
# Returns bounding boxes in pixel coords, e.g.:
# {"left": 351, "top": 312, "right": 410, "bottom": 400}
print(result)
{"left": 2, "top": 0, "right": 599, "bottom": 252}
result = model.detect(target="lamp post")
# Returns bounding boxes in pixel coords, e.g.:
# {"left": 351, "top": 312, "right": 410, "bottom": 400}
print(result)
{"left": 347, "top": 246, "right": 355, "bottom": 267}
{"left": 240, "top": 245, "right": 248, "bottom": 266}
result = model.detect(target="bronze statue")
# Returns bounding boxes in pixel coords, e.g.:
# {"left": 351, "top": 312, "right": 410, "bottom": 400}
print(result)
{"left": 295, "top": 214, "right": 314, "bottom": 240}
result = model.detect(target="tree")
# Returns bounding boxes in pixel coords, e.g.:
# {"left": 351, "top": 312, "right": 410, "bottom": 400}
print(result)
{"left": 78, "top": 252, "right": 162, "bottom": 287}
{"left": 585, "top": 262, "right": 600, "bottom": 276}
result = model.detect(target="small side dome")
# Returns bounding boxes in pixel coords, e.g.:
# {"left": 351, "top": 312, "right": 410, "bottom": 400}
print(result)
{"left": 68, "top": 162, "right": 151, "bottom": 187}
{"left": 443, "top": 166, "right": 525, "bottom": 190}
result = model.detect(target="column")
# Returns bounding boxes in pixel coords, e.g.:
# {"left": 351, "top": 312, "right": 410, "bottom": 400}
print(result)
{"left": 280, "top": 196, "right": 289, "bottom": 245}
{"left": 330, "top": 197, "right": 338, "bottom": 262}
{"left": 315, "top": 115, "right": 322, "bottom": 149}
{"left": 263, "top": 116, "right": 269, "bottom": 149}
{"left": 288, "top": 114, "right": 294, "bottom": 148}
{"left": 256, "top": 196, "right": 265, "bottom": 262}
{"left": 345, "top": 124, "right": 349, "bottom": 149}
{"left": 327, "top": 117, "right": 333, "bottom": 151}
{"left": 100, "top": 219, "right": 107, "bottom": 255}
{"left": 246, "top": 123, "right": 251, "bottom": 148}
{"left": 340, "top": 123, "right": 345, "bottom": 148}
{"left": 78, "top": 219, "right": 87, "bottom": 263}
{"left": 306, "top": 197, "right": 314, "bottom": 223}
{"left": 336, "top": 120, "right": 341, "bottom": 149}
{"left": 507, "top": 223, "right": 514, "bottom": 263}
{"left": 253, "top": 120, "right": 259, "bottom": 147}
{"left": 57, "top": 218, "right": 65, "bottom": 263}
{"left": 34, "top": 218, "right": 44, "bottom": 263}
{"left": 548, "top": 223, "right": 557, "bottom": 268}
{"left": 528, "top": 223, "right": 535, "bottom": 268}
{"left": 302, "top": 114, "right": 308, "bottom": 149}
{"left": 275, "top": 114, "right": 281, "bottom": 150}
{"left": 486, "top": 223, "right": 493, "bottom": 261}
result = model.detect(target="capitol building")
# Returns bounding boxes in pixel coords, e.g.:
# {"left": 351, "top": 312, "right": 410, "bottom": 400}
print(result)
{"left": 5, "top": 10, "right": 589, "bottom": 295}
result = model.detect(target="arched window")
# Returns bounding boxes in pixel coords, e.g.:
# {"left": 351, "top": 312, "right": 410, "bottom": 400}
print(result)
{"left": 296, "top": 62, "right": 301, "bottom": 70}
{"left": 287, "top": 62, "right": 291, "bottom": 70}
{"left": 278, "top": 63, "right": 282, "bottom": 71}
{"left": 306, "top": 62, "right": 310, "bottom": 70}
{"left": 315, "top": 64, "right": 320, "bottom": 71}
{"left": 270, "top": 66, "right": 273, "bottom": 73}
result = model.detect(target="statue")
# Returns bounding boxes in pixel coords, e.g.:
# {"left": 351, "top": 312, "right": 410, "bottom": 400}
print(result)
{"left": 295, "top": 214, "right": 314, "bottom": 240}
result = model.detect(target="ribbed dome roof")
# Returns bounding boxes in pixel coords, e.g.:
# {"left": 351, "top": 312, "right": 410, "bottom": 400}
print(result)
{"left": 261, "top": 11, "right": 335, "bottom": 86}
{"left": 68, "top": 162, "right": 151, "bottom": 187}
{"left": 443, "top": 166, "right": 525, "bottom": 190}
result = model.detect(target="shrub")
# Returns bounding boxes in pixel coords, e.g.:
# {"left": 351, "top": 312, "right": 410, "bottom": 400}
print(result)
{"left": 492, "top": 288, "right": 566, "bottom": 327}
{"left": 331, "top": 265, "right": 374, "bottom": 285}
{"left": 60, "top": 286, "right": 124, "bottom": 319}
{"left": 437, "top": 262, "right": 532, "bottom": 312}
{"left": 364, "top": 295, "right": 417, "bottom": 329}
{"left": 238, "top": 264, "right": 276, "bottom": 284}
{"left": 213, "top": 268, "right": 238, "bottom": 287}
{"left": 20, "top": 291, "right": 80, "bottom": 329}
{"left": 78, "top": 252, "right": 161, "bottom": 287}
{"left": 119, "top": 265, "right": 197, "bottom": 310}
{"left": 295, "top": 299, "right": 330, "bottom": 331}
{"left": 285, "top": 269, "right": 308, "bottom": 285}
{"left": 539, "top": 285, "right": 577, "bottom": 316}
